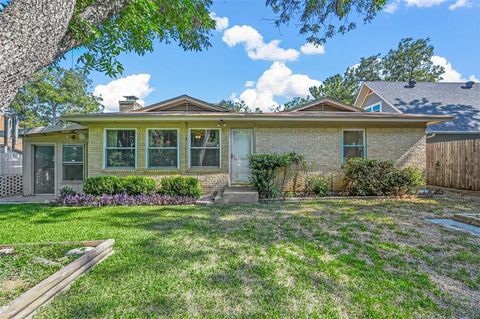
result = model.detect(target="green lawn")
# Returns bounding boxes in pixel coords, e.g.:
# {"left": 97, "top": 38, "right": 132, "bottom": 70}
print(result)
{"left": 0, "top": 194, "right": 479, "bottom": 318}
{"left": 0, "top": 244, "right": 79, "bottom": 306}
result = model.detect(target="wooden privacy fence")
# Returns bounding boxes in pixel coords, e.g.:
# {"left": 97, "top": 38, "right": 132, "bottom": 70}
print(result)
{"left": 426, "top": 139, "right": 480, "bottom": 191}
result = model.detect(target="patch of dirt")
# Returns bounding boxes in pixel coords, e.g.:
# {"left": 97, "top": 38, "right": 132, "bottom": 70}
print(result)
{"left": 0, "top": 279, "right": 26, "bottom": 293}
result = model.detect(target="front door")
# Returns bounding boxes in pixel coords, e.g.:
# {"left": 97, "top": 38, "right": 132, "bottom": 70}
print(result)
{"left": 34, "top": 145, "right": 55, "bottom": 194}
{"left": 231, "top": 129, "right": 253, "bottom": 184}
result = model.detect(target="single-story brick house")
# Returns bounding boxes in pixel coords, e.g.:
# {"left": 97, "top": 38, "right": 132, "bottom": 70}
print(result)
{"left": 22, "top": 95, "right": 451, "bottom": 196}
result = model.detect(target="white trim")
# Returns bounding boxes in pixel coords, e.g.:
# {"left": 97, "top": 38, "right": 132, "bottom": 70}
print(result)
{"left": 103, "top": 128, "right": 138, "bottom": 169}
{"left": 61, "top": 144, "right": 85, "bottom": 182}
{"left": 364, "top": 102, "right": 382, "bottom": 113}
{"left": 229, "top": 128, "right": 254, "bottom": 184}
{"left": 361, "top": 83, "right": 403, "bottom": 114}
{"left": 341, "top": 129, "right": 366, "bottom": 163}
{"left": 187, "top": 128, "right": 221, "bottom": 169}
{"left": 145, "top": 128, "right": 180, "bottom": 170}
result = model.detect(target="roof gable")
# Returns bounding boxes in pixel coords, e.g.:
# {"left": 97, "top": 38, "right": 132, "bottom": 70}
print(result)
{"left": 359, "top": 81, "right": 480, "bottom": 132}
{"left": 290, "top": 97, "right": 361, "bottom": 112}
{"left": 135, "top": 95, "right": 230, "bottom": 113}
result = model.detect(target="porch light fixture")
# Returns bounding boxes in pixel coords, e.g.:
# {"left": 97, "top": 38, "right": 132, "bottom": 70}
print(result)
{"left": 217, "top": 120, "right": 226, "bottom": 127}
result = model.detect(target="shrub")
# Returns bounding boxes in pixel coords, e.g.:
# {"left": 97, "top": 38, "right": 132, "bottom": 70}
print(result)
{"left": 123, "top": 176, "right": 157, "bottom": 195}
{"left": 159, "top": 176, "right": 202, "bottom": 198}
{"left": 248, "top": 153, "right": 283, "bottom": 198}
{"left": 305, "top": 175, "right": 329, "bottom": 196}
{"left": 83, "top": 176, "right": 123, "bottom": 196}
{"left": 248, "top": 152, "right": 305, "bottom": 198}
{"left": 342, "top": 158, "right": 424, "bottom": 196}
{"left": 52, "top": 194, "right": 196, "bottom": 207}
{"left": 59, "top": 186, "right": 77, "bottom": 198}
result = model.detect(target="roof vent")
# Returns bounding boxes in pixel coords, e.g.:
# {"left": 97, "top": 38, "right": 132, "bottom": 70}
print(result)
{"left": 408, "top": 80, "right": 416, "bottom": 88}
{"left": 465, "top": 81, "right": 475, "bottom": 89}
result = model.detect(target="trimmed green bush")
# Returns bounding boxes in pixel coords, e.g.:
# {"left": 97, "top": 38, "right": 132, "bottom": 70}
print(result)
{"left": 83, "top": 176, "right": 124, "bottom": 196}
{"left": 83, "top": 176, "right": 157, "bottom": 196}
{"left": 159, "top": 176, "right": 202, "bottom": 198}
{"left": 123, "top": 176, "right": 157, "bottom": 195}
{"left": 342, "top": 158, "right": 424, "bottom": 196}
{"left": 305, "top": 175, "right": 329, "bottom": 196}
{"left": 248, "top": 152, "right": 305, "bottom": 198}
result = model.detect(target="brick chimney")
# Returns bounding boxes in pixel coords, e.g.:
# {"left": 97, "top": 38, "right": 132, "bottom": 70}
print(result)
{"left": 119, "top": 96, "right": 141, "bottom": 112}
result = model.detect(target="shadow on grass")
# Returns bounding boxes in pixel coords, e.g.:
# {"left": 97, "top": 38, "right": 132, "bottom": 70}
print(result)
{"left": 3, "top": 198, "right": 478, "bottom": 318}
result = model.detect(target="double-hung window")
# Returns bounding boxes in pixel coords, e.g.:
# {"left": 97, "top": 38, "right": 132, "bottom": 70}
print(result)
{"left": 105, "top": 129, "right": 136, "bottom": 168}
{"left": 365, "top": 103, "right": 381, "bottom": 112}
{"left": 342, "top": 130, "right": 365, "bottom": 162}
{"left": 147, "top": 129, "right": 178, "bottom": 168}
{"left": 190, "top": 129, "right": 220, "bottom": 168}
{"left": 62, "top": 145, "right": 84, "bottom": 181}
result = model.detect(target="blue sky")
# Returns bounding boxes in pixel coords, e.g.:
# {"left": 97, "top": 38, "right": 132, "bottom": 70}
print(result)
{"left": 82, "top": 0, "right": 480, "bottom": 111}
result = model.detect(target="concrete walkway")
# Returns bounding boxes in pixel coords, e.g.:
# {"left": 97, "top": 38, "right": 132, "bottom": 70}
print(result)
{"left": 0, "top": 195, "right": 54, "bottom": 204}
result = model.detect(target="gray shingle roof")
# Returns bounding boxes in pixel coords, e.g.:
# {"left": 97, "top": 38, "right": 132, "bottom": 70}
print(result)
{"left": 365, "top": 81, "right": 480, "bottom": 132}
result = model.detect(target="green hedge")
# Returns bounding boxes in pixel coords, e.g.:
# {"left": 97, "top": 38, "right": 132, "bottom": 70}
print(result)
{"left": 342, "top": 158, "right": 425, "bottom": 196}
{"left": 248, "top": 152, "right": 305, "bottom": 198}
{"left": 83, "top": 176, "right": 124, "bottom": 196}
{"left": 159, "top": 176, "right": 202, "bottom": 198}
{"left": 122, "top": 176, "right": 157, "bottom": 195}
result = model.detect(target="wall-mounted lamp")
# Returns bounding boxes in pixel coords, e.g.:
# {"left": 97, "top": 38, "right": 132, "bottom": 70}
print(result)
{"left": 217, "top": 120, "right": 227, "bottom": 127}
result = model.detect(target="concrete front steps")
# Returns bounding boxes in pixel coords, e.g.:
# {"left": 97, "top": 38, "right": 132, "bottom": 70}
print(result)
{"left": 214, "top": 186, "right": 259, "bottom": 205}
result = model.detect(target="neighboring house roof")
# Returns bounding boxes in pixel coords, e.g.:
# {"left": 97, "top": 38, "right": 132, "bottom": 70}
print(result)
{"left": 25, "top": 123, "right": 86, "bottom": 135}
{"left": 357, "top": 81, "right": 480, "bottom": 132}
{"left": 289, "top": 97, "right": 362, "bottom": 112}
{"left": 135, "top": 94, "right": 231, "bottom": 112}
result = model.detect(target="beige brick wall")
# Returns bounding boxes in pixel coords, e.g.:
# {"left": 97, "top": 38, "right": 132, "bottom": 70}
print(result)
{"left": 256, "top": 126, "right": 426, "bottom": 191}
{"left": 25, "top": 124, "right": 426, "bottom": 195}
{"left": 87, "top": 123, "right": 229, "bottom": 194}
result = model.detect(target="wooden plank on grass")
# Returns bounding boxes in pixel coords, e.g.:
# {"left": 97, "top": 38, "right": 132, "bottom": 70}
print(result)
{"left": 0, "top": 239, "right": 115, "bottom": 319}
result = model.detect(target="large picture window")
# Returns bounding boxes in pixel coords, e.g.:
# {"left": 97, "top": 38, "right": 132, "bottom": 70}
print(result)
{"left": 105, "top": 129, "right": 136, "bottom": 168}
{"left": 190, "top": 129, "right": 220, "bottom": 168}
{"left": 343, "top": 130, "right": 365, "bottom": 162}
{"left": 147, "top": 129, "right": 178, "bottom": 168}
{"left": 62, "top": 145, "right": 84, "bottom": 181}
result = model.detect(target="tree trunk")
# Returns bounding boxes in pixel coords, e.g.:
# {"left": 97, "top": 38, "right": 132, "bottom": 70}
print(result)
{"left": 0, "top": 0, "right": 77, "bottom": 111}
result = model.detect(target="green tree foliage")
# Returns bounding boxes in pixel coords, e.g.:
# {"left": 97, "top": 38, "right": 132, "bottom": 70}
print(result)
{"left": 308, "top": 38, "right": 445, "bottom": 104}
{"left": 275, "top": 96, "right": 313, "bottom": 112}
{"left": 69, "top": 0, "right": 216, "bottom": 76}
{"left": 10, "top": 67, "right": 102, "bottom": 127}
{"left": 382, "top": 38, "right": 445, "bottom": 82}
{"left": 266, "top": 0, "right": 387, "bottom": 45}
{"left": 217, "top": 100, "right": 250, "bottom": 112}
{"left": 309, "top": 73, "right": 358, "bottom": 104}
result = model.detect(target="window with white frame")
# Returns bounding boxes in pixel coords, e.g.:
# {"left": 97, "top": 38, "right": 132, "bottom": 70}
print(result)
{"left": 62, "top": 145, "right": 84, "bottom": 181}
{"left": 365, "top": 103, "right": 381, "bottom": 112}
{"left": 342, "top": 130, "right": 365, "bottom": 162}
{"left": 105, "top": 129, "right": 136, "bottom": 168}
{"left": 147, "top": 129, "right": 178, "bottom": 168}
{"left": 190, "top": 129, "right": 220, "bottom": 168}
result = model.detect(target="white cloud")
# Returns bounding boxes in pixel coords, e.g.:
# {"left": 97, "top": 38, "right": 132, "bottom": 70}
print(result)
{"left": 431, "top": 55, "right": 478, "bottom": 82}
{"left": 210, "top": 12, "right": 229, "bottom": 31}
{"left": 244, "top": 80, "right": 255, "bottom": 88}
{"left": 404, "top": 0, "right": 446, "bottom": 7}
{"left": 300, "top": 43, "right": 325, "bottom": 55}
{"left": 449, "top": 0, "right": 472, "bottom": 9}
{"left": 93, "top": 74, "right": 154, "bottom": 112}
{"left": 239, "top": 62, "right": 321, "bottom": 110}
{"left": 384, "top": 0, "right": 400, "bottom": 13}
{"left": 222, "top": 25, "right": 300, "bottom": 62}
